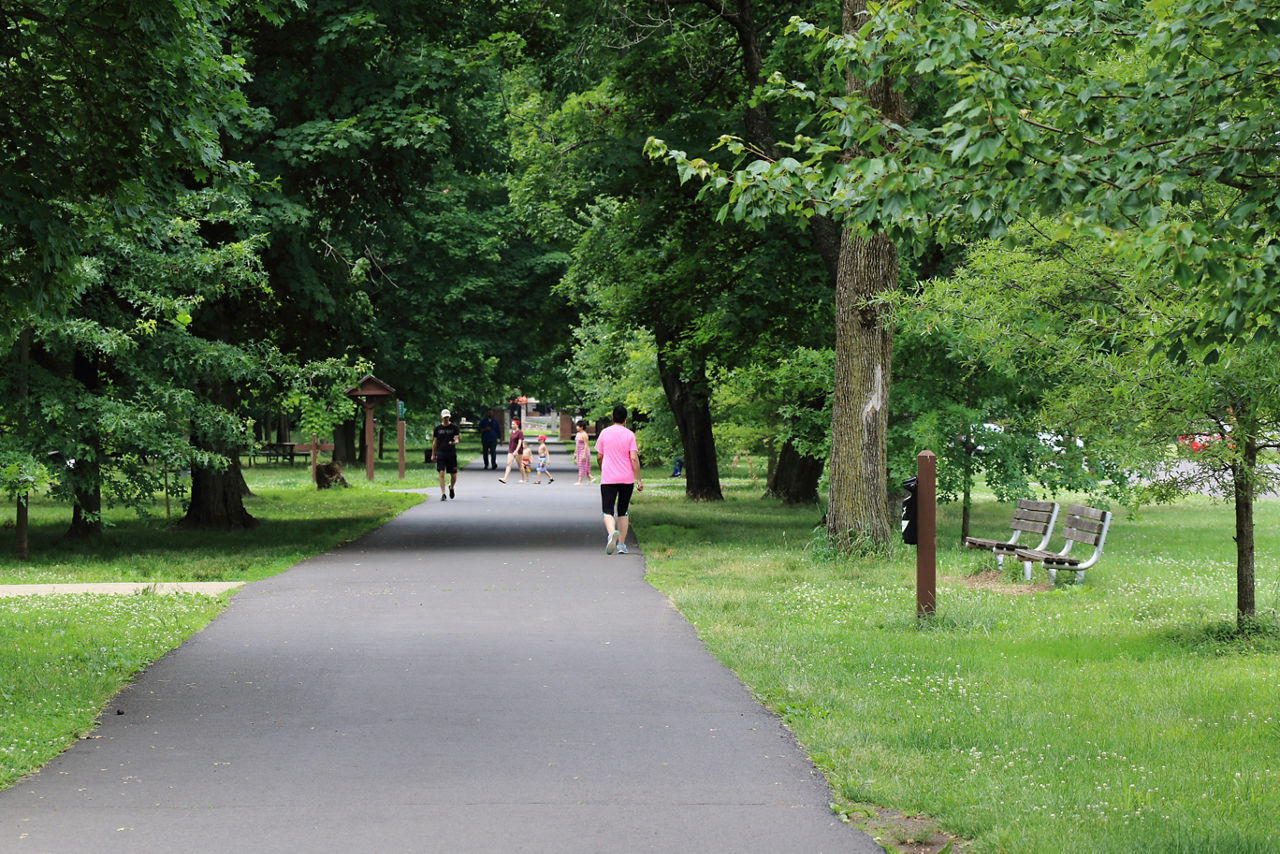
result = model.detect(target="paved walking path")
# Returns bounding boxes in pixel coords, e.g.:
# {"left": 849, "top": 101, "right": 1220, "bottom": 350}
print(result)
{"left": 0, "top": 453, "right": 878, "bottom": 853}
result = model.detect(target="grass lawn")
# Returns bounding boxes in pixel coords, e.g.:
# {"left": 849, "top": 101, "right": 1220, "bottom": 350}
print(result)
{"left": 3, "top": 452, "right": 1276, "bottom": 852}
{"left": 1, "top": 451, "right": 447, "bottom": 585}
{"left": 635, "top": 484, "right": 1280, "bottom": 852}
{"left": 0, "top": 450, "right": 446, "bottom": 789}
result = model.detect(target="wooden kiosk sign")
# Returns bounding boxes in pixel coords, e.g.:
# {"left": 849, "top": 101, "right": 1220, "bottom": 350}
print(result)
{"left": 345, "top": 374, "right": 396, "bottom": 482}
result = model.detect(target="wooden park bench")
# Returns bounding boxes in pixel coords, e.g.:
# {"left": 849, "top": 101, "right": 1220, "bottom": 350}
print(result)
{"left": 964, "top": 499, "right": 1059, "bottom": 569}
{"left": 1014, "top": 504, "right": 1112, "bottom": 583}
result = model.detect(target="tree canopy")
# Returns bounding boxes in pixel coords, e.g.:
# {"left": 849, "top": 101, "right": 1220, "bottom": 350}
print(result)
{"left": 653, "top": 0, "right": 1280, "bottom": 348}
{"left": 0, "top": 0, "right": 275, "bottom": 326}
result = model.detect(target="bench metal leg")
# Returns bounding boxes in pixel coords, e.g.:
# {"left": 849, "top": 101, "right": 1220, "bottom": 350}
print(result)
{"left": 1045, "top": 566, "right": 1085, "bottom": 583}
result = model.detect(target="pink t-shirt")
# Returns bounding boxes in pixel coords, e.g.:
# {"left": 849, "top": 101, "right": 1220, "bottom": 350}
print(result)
{"left": 594, "top": 423, "right": 638, "bottom": 484}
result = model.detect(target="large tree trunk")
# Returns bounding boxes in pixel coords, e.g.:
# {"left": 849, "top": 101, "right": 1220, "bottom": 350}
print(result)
{"left": 335, "top": 419, "right": 357, "bottom": 464}
{"left": 67, "top": 480, "right": 103, "bottom": 539}
{"left": 66, "top": 351, "right": 103, "bottom": 539}
{"left": 825, "top": 0, "right": 902, "bottom": 547}
{"left": 960, "top": 444, "right": 975, "bottom": 544}
{"left": 766, "top": 439, "right": 822, "bottom": 504}
{"left": 1232, "top": 438, "right": 1257, "bottom": 623}
{"left": 827, "top": 230, "right": 895, "bottom": 545}
{"left": 182, "top": 379, "right": 258, "bottom": 529}
{"left": 16, "top": 495, "right": 29, "bottom": 561}
{"left": 181, "top": 454, "right": 259, "bottom": 530}
{"left": 15, "top": 330, "right": 32, "bottom": 559}
{"left": 656, "top": 336, "right": 722, "bottom": 501}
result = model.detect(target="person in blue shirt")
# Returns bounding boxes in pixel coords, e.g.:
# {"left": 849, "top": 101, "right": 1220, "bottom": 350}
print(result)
{"left": 477, "top": 411, "right": 500, "bottom": 470}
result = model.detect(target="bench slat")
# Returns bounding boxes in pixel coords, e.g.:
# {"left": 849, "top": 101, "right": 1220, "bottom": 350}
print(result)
{"left": 1065, "top": 528, "right": 1102, "bottom": 545}
{"left": 1012, "top": 508, "right": 1054, "bottom": 523}
{"left": 1065, "top": 515, "right": 1106, "bottom": 535}
{"left": 1066, "top": 504, "right": 1107, "bottom": 521}
{"left": 1016, "top": 499, "right": 1057, "bottom": 512}
{"left": 1015, "top": 548, "right": 1082, "bottom": 566}
{"left": 1011, "top": 518, "right": 1051, "bottom": 534}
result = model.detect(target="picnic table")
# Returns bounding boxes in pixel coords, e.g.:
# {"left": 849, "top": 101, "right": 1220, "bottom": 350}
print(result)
{"left": 249, "top": 442, "right": 301, "bottom": 465}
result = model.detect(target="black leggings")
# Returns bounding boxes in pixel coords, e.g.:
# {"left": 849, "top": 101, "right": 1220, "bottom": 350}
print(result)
{"left": 600, "top": 482, "right": 635, "bottom": 517}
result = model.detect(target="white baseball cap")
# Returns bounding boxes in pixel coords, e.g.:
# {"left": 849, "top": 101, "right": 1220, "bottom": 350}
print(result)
{"left": 441, "top": 409, "right": 451, "bottom": 418}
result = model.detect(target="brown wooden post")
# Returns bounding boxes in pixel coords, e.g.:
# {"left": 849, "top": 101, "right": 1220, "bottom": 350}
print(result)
{"left": 397, "top": 401, "right": 406, "bottom": 480}
{"left": 362, "top": 401, "right": 376, "bottom": 481}
{"left": 916, "top": 450, "right": 937, "bottom": 617}
{"left": 16, "top": 493, "right": 28, "bottom": 561}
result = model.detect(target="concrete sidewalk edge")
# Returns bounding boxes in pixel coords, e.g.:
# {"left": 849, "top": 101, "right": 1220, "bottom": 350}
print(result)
{"left": 0, "top": 581, "right": 245, "bottom": 598}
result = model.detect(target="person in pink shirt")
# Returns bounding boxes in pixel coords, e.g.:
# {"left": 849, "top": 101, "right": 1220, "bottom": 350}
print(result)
{"left": 594, "top": 405, "right": 643, "bottom": 554}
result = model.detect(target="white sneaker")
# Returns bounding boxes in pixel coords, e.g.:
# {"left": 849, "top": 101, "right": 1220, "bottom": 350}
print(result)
{"left": 616, "top": 543, "right": 628, "bottom": 554}
{"left": 605, "top": 530, "right": 619, "bottom": 555}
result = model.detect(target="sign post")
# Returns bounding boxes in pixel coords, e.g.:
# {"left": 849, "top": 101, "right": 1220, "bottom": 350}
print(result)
{"left": 396, "top": 399, "right": 406, "bottom": 480}
{"left": 916, "top": 450, "right": 937, "bottom": 617}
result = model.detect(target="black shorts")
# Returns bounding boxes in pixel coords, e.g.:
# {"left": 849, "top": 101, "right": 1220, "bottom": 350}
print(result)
{"left": 600, "top": 482, "right": 635, "bottom": 517}
{"left": 435, "top": 453, "right": 458, "bottom": 473}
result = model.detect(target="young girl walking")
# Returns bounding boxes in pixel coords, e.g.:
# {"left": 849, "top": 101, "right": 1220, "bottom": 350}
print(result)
{"left": 574, "top": 419, "right": 592, "bottom": 485}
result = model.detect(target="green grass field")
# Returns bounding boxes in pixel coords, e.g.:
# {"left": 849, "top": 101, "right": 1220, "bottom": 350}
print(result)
{"left": 635, "top": 486, "right": 1280, "bottom": 852}
{"left": 1, "top": 452, "right": 443, "bottom": 585}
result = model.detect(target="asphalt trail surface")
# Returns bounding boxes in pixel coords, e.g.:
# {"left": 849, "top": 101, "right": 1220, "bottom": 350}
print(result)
{"left": 0, "top": 452, "right": 879, "bottom": 853}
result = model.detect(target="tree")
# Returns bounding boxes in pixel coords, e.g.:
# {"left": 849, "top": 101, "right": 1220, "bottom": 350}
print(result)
{"left": 559, "top": 198, "right": 729, "bottom": 500}
{"left": 227, "top": 2, "right": 573, "bottom": 429}
{"left": 6, "top": 191, "right": 277, "bottom": 535}
{"left": 2, "top": 2, "right": 309, "bottom": 533}
{"left": 889, "top": 325, "right": 1109, "bottom": 543}
{"left": 650, "top": 0, "right": 1280, "bottom": 544}
{"left": 510, "top": 1, "right": 839, "bottom": 502}
{"left": 911, "top": 222, "right": 1277, "bottom": 625}
{"left": 561, "top": 320, "right": 683, "bottom": 464}
{"left": 719, "top": 348, "right": 835, "bottom": 505}
{"left": 0, "top": 451, "right": 55, "bottom": 559}
{"left": 0, "top": 0, "right": 277, "bottom": 329}
{"left": 655, "top": 0, "right": 1280, "bottom": 345}
{"left": 649, "top": 0, "right": 903, "bottom": 542}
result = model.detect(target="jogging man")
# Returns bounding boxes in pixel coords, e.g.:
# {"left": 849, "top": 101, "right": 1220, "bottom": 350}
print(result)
{"left": 595, "top": 404, "right": 643, "bottom": 554}
{"left": 432, "top": 409, "right": 461, "bottom": 500}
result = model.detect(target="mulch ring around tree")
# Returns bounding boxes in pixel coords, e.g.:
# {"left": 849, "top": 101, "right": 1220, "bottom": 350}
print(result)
{"left": 849, "top": 806, "right": 965, "bottom": 853}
